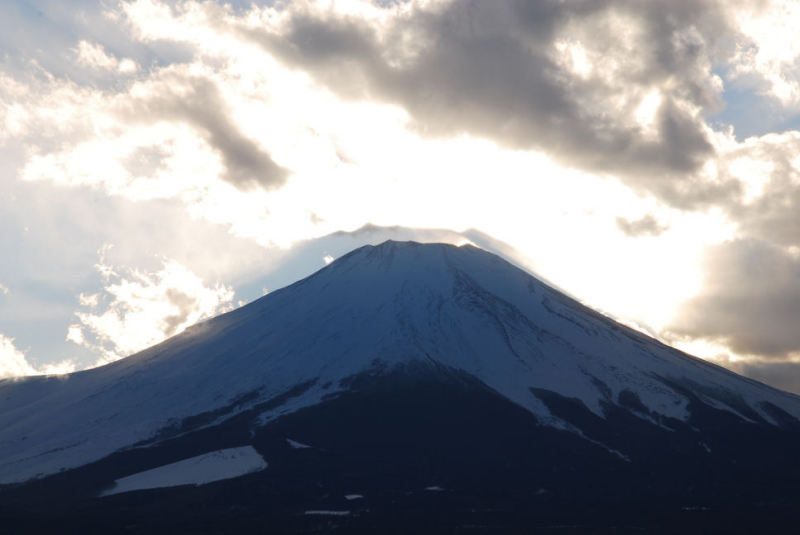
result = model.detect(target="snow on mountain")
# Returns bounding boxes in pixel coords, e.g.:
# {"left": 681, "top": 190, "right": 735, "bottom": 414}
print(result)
{"left": 100, "top": 446, "right": 267, "bottom": 497}
{"left": 1, "top": 240, "right": 799, "bottom": 484}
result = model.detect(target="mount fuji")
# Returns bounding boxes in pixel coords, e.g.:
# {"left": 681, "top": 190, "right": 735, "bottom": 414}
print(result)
{"left": 2, "top": 241, "right": 800, "bottom": 533}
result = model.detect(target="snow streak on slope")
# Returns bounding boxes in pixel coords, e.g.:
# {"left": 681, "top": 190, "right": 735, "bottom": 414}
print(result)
{"left": 100, "top": 446, "right": 267, "bottom": 497}
{"left": 1, "top": 241, "right": 800, "bottom": 484}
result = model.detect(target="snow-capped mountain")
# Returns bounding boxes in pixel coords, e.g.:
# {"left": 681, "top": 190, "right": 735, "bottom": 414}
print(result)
{"left": 3, "top": 241, "right": 800, "bottom": 532}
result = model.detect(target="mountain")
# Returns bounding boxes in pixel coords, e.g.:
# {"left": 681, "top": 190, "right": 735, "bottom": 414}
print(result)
{"left": 2, "top": 241, "right": 800, "bottom": 533}
{"left": 233, "top": 223, "right": 528, "bottom": 313}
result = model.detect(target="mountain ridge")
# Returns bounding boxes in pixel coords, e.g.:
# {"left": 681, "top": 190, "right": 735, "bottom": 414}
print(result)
{"left": 2, "top": 240, "right": 800, "bottom": 487}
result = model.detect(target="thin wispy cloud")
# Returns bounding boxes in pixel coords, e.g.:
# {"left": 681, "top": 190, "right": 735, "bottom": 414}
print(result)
{"left": 0, "top": 334, "right": 75, "bottom": 379}
{"left": 616, "top": 215, "right": 669, "bottom": 238}
{"left": 68, "top": 255, "right": 234, "bottom": 363}
{"left": 0, "top": 334, "right": 37, "bottom": 379}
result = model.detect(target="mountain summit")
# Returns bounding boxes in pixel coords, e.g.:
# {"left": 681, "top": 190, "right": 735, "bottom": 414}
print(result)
{"left": 3, "top": 241, "right": 800, "bottom": 532}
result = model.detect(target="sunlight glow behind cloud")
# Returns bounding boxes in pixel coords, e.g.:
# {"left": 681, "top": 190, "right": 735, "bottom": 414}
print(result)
{"left": 1, "top": 0, "right": 800, "bottom": 390}
{"left": 730, "top": 0, "right": 800, "bottom": 108}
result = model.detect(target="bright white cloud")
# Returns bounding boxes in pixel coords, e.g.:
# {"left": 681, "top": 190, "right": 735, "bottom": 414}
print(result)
{"left": 0, "top": 334, "right": 37, "bottom": 378}
{"left": 79, "top": 293, "right": 99, "bottom": 307}
{"left": 74, "top": 40, "right": 139, "bottom": 73}
{"left": 0, "top": 334, "right": 75, "bottom": 379}
{"left": 37, "top": 359, "right": 78, "bottom": 376}
{"left": 729, "top": 0, "right": 800, "bottom": 107}
{"left": 634, "top": 90, "right": 664, "bottom": 139}
{"left": 68, "top": 256, "right": 234, "bottom": 362}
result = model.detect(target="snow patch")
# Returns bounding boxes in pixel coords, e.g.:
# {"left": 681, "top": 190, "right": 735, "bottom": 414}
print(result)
{"left": 100, "top": 446, "right": 266, "bottom": 497}
{"left": 304, "top": 510, "right": 350, "bottom": 516}
{"left": 345, "top": 494, "right": 364, "bottom": 500}
{"left": 286, "top": 438, "right": 312, "bottom": 449}
{"left": 425, "top": 485, "right": 444, "bottom": 491}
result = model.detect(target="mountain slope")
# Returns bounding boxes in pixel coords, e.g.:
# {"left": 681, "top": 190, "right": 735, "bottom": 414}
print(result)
{"left": 2, "top": 240, "right": 800, "bottom": 486}
{"left": 3, "top": 240, "right": 800, "bottom": 533}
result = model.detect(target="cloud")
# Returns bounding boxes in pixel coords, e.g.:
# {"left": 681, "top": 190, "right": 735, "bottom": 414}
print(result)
{"left": 74, "top": 40, "right": 139, "bottom": 73}
{"left": 725, "top": 359, "right": 800, "bottom": 396}
{"left": 616, "top": 214, "right": 669, "bottom": 237}
{"left": 36, "top": 359, "right": 78, "bottom": 376}
{"left": 8, "top": 66, "right": 287, "bottom": 194}
{"left": 727, "top": 0, "right": 800, "bottom": 109}
{"left": 115, "top": 72, "right": 288, "bottom": 190}
{"left": 0, "top": 0, "right": 753, "bottom": 242}
{"left": 0, "top": 334, "right": 75, "bottom": 379}
{"left": 237, "top": 0, "right": 731, "bottom": 204}
{"left": 2, "top": 64, "right": 293, "bottom": 247}
{"left": 719, "top": 131, "right": 800, "bottom": 246}
{"left": 0, "top": 334, "right": 37, "bottom": 378}
{"left": 68, "top": 256, "right": 234, "bottom": 362}
{"left": 670, "top": 238, "right": 800, "bottom": 357}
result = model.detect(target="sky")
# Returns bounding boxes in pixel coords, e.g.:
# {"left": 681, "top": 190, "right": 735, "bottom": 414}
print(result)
{"left": 2, "top": 0, "right": 800, "bottom": 393}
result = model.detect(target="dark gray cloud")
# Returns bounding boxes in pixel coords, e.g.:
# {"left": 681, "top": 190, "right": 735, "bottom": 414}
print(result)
{"left": 239, "top": 0, "right": 735, "bottom": 206}
{"left": 727, "top": 359, "right": 800, "bottom": 396}
{"left": 671, "top": 239, "right": 800, "bottom": 357}
{"left": 117, "top": 74, "right": 287, "bottom": 190}
{"left": 616, "top": 214, "right": 668, "bottom": 237}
